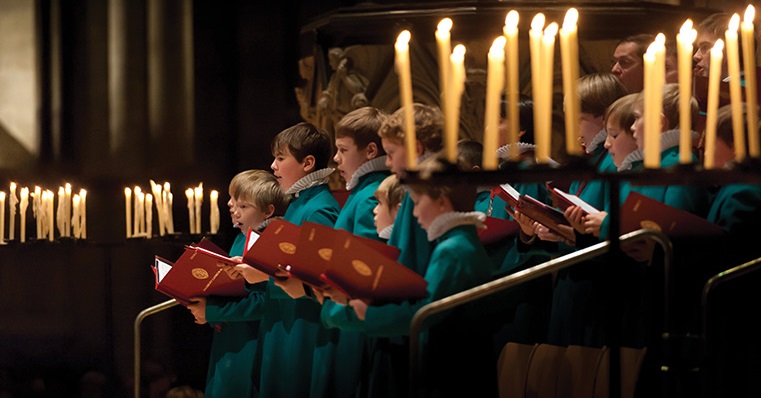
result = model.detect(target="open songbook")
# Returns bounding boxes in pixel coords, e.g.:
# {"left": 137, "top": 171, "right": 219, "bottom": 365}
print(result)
{"left": 620, "top": 192, "right": 726, "bottom": 238}
{"left": 547, "top": 185, "right": 600, "bottom": 215}
{"left": 492, "top": 182, "right": 576, "bottom": 244}
{"left": 151, "top": 238, "right": 247, "bottom": 305}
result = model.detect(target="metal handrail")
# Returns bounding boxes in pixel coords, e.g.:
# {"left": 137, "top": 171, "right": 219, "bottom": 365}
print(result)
{"left": 408, "top": 228, "right": 672, "bottom": 397}
{"left": 133, "top": 299, "right": 180, "bottom": 398}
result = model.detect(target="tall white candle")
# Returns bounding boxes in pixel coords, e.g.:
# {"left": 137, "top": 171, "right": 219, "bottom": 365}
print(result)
{"left": 9, "top": 182, "right": 17, "bottom": 241}
{"left": 164, "top": 182, "right": 174, "bottom": 234}
{"left": 57, "top": 187, "right": 65, "bottom": 237}
{"left": 19, "top": 187, "right": 28, "bottom": 243}
{"left": 64, "top": 183, "right": 71, "bottom": 237}
{"left": 677, "top": 20, "right": 696, "bottom": 164}
{"left": 560, "top": 8, "right": 582, "bottom": 156}
{"left": 725, "top": 14, "right": 746, "bottom": 162}
{"left": 537, "top": 22, "right": 558, "bottom": 163}
{"left": 0, "top": 191, "right": 5, "bottom": 243}
{"left": 395, "top": 30, "right": 417, "bottom": 170}
{"left": 186, "top": 188, "right": 195, "bottom": 234}
{"left": 194, "top": 185, "right": 203, "bottom": 234}
{"left": 33, "top": 186, "right": 42, "bottom": 239}
{"left": 134, "top": 186, "right": 142, "bottom": 236}
{"left": 145, "top": 193, "right": 153, "bottom": 238}
{"left": 436, "top": 18, "right": 452, "bottom": 143}
{"left": 742, "top": 5, "right": 759, "bottom": 157}
{"left": 45, "top": 190, "right": 54, "bottom": 241}
{"left": 448, "top": 44, "right": 467, "bottom": 162}
{"left": 484, "top": 36, "right": 506, "bottom": 170}
{"left": 210, "top": 190, "right": 220, "bottom": 234}
{"left": 125, "top": 187, "right": 132, "bottom": 238}
{"left": 530, "top": 14, "right": 545, "bottom": 162}
{"left": 79, "top": 189, "right": 87, "bottom": 239}
{"left": 150, "top": 180, "right": 165, "bottom": 236}
{"left": 72, "top": 194, "right": 81, "bottom": 239}
{"left": 503, "top": 10, "right": 520, "bottom": 161}
{"left": 705, "top": 39, "right": 725, "bottom": 169}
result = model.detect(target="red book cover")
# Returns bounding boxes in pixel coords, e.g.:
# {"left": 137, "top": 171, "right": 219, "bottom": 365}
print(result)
{"left": 478, "top": 216, "right": 520, "bottom": 246}
{"left": 151, "top": 242, "right": 246, "bottom": 305}
{"left": 491, "top": 183, "right": 520, "bottom": 209}
{"left": 547, "top": 186, "right": 600, "bottom": 215}
{"left": 287, "top": 222, "right": 338, "bottom": 288}
{"left": 321, "top": 233, "right": 425, "bottom": 304}
{"left": 241, "top": 218, "right": 300, "bottom": 277}
{"left": 517, "top": 195, "right": 576, "bottom": 244}
{"left": 620, "top": 192, "right": 726, "bottom": 238}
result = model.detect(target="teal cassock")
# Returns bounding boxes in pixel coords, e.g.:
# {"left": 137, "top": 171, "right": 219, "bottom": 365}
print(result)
{"left": 203, "top": 232, "right": 263, "bottom": 398}
{"left": 254, "top": 183, "right": 339, "bottom": 398}
{"left": 316, "top": 169, "right": 387, "bottom": 398}
{"left": 363, "top": 221, "right": 497, "bottom": 397}
{"left": 387, "top": 191, "right": 434, "bottom": 276}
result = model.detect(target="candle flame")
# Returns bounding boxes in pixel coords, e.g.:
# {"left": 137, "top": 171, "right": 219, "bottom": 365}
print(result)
{"left": 544, "top": 22, "right": 558, "bottom": 39}
{"left": 125, "top": 187, "right": 131, "bottom": 195}
{"left": 163, "top": 182, "right": 171, "bottom": 191}
{"left": 10, "top": 182, "right": 16, "bottom": 190}
{"left": 490, "top": 36, "right": 507, "bottom": 55}
{"left": 562, "top": 8, "right": 578, "bottom": 30}
{"left": 80, "top": 189, "right": 86, "bottom": 199}
{"left": 655, "top": 33, "right": 666, "bottom": 46}
{"left": 396, "top": 30, "right": 411, "bottom": 48}
{"left": 134, "top": 186, "right": 141, "bottom": 195}
{"left": 0, "top": 192, "right": 5, "bottom": 200}
{"left": 745, "top": 5, "right": 755, "bottom": 23}
{"left": 65, "top": 183, "right": 71, "bottom": 193}
{"left": 210, "top": 190, "right": 219, "bottom": 200}
{"left": 451, "top": 44, "right": 466, "bottom": 61}
{"left": 680, "top": 19, "right": 693, "bottom": 35}
{"left": 531, "top": 13, "right": 545, "bottom": 32}
{"left": 505, "top": 10, "right": 519, "bottom": 29}
{"left": 712, "top": 38, "right": 725, "bottom": 57}
{"left": 437, "top": 18, "right": 452, "bottom": 33}
{"left": 729, "top": 13, "right": 740, "bottom": 33}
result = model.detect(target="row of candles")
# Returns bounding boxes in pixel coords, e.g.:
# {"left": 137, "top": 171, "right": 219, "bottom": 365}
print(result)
{"left": 395, "top": 5, "right": 759, "bottom": 171}
{"left": 124, "top": 181, "right": 220, "bottom": 239}
{"left": 0, "top": 182, "right": 87, "bottom": 244}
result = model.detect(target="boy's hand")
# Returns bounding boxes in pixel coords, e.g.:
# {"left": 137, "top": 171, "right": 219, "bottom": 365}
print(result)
{"left": 187, "top": 297, "right": 207, "bottom": 324}
{"left": 322, "top": 286, "right": 348, "bottom": 305}
{"left": 349, "top": 299, "right": 368, "bottom": 320}
{"left": 583, "top": 211, "right": 607, "bottom": 237}
{"left": 564, "top": 206, "right": 586, "bottom": 233}
{"left": 274, "top": 277, "right": 307, "bottom": 299}
{"left": 232, "top": 264, "right": 269, "bottom": 284}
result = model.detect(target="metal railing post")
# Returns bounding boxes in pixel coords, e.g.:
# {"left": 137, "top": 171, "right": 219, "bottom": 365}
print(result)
{"left": 133, "top": 299, "right": 180, "bottom": 398}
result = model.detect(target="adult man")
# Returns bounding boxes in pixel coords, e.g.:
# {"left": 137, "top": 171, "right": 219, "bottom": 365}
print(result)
{"left": 611, "top": 34, "right": 654, "bottom": 93}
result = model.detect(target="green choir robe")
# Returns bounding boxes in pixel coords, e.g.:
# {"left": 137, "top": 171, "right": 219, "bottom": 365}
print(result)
{"left": 254, "top": 183, "right": 339, "bottom": 398}
{"left": 387, "top": 192, "right": 434, "bottom": 276}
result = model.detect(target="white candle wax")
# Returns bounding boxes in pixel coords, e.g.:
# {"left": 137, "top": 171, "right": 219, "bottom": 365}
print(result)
{"left": 125, "top": 187, "right": 132, "bottom": 238}
{"left": 9, "top": 182, "right": 17, "bottom": 241}
{"left": 19, "top": 187, "right": 28, "bottom": 243}
{"left": 145, "top": 193, "right": 153, "bottom": 238}
{"left": 79, "top": 189, "right": 87, "bottom": 239}
{"left": 186, "top": 188, "right": 195, "bottom": 234}
{"left": 0, "top": 191, "right": 5, "bottom": 243}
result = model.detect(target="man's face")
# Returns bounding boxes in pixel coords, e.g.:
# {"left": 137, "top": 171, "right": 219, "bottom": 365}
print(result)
{"left": 693, "top": 31, "right": 718, "bottom": 78}
{"left": 611, "top": 41, "right": 645, "bottom": 93}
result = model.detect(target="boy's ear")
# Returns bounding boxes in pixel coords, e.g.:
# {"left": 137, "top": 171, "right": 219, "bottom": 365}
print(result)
{"left": 415, "top": 140, "right": 425, "bottom": 157}
{"left": 660, "top": 112, "right": 669, "bottom": 131}
{"left": 263, "top": 204, "right": 275, "bottom": 219}
{"left": 302, "top": 154, "right": 316, "bottom": 173}
{"left": 366, "top": 142, "right": 379, "bottom": 159}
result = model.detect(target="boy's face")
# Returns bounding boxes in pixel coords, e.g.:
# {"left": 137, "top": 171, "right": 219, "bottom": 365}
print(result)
{"left": 579, "top": 112, "right": 604, "bottom": 151}
{"left": 227, "top": 194, "right": 237, "bottom": 224}
{"left": 410, "top": 190, "right": 448, "bottom": 231}
{"left": 271, "top": 147, "right": 309, "bottom": 191}
{"left": 631, "top": 103, "right": 645, "bottom": 150}
{"left": 334, "top": 136, "right": 372, "bottom": 183}
{"left": 381, "top": 138, "right": 407, "bottom": 175}
{"left": 373, "top": 195, "right": 396, "bottom": 234}
{"left": 604, "top": 117, "right": 639, "bottom": 168}
{"left": 231, "top": 199, "right": 269, "bottom": 233}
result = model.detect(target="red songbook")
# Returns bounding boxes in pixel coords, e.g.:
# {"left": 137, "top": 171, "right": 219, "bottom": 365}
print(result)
{"left": 321, "top": 232, "right": 425, "bottom": 304}
{"left": 547, "top": 186, "right": 600, "bottom": 215}
{"left": 151, "top": 238, "right": 246, "bottom": 305}
{"left": 517, "top": 195, "right": 576, "bottom": 244}
{"left": 491, "top": 183, "right": 520, "bottom": 209}
{"left": 241, "top": 218, "right": 300, "bottom": 277}
{"left": 287, "top": 222, "right": 339, "bottom": 288}
{"left": 478, "top": 216, "right": 520, "bottom": 247}
{"left": 620, "top": 192, "right": 726, "bottom": 239}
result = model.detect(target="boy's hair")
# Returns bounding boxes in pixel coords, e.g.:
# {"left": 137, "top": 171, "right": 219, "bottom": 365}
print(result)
{"left": 335, "top": 106, "right": 387, "bottom": 155}
{"left": 229, "top": 170, "right": 290, "bottom": 217}
{"left": 271, "top": 122, "right": 332, "bottom": 169}
{"left": 578, "top": 73, "right": 629, "bottom": 117}
{"left": 457, "top": 139, "right": 483, "bottom": 169}
{"left": 715, "top": 103, "right": 759, "bottom": 147}
{"left": 407, "top": 154, "right": 475, "bottom": 212}
{"left": 500, "top": 94, "right": 535, "bottom": 144}
{"left": 633, "top": 84, "right": 698, "bottom": 131}
{"left": 697, "top": 13, "right": 731, "bottom": 42}
{"left": 604, "top": 93, "right": 638, "bottom": 135}
{"left": 374, "top": 174, "right": 405, "bottom": 212}
{"left": 616, "top": 34, "right": 655, "bottom": 59}
{"left": 378, "top": 103, "right": 443, "bottom": 152}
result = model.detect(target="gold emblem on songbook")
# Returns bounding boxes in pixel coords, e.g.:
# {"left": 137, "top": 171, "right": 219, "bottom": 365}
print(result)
{"left": 279, "top": 242, "right": 296, "bottom": 254}
{"left": 192, "top": 268, "right": 210, "bottom": 279}
{"left": 352, "top": 260, "right": 372, "bottom": 276}
{"left": 639, "top": 220, "right": 662, "bottom": 232}
{"left": 318, "top": 248, "right": 333, "bottom": 261}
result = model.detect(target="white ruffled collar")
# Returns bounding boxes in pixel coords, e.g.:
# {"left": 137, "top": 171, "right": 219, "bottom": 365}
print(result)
{"left": 426, "top": 211, "right": 486, "bottom": 241}
{"left": 345, "top": 156, "right": 388, "bottom": 190}
{"left": 285, "top": 168, "right": 335, "bottom": 197}
{"left": 660, "top": 129, "right": 681, "bottom": 151}
{"left": 496, "top": 142, "right": 536, "bottom": 160}
{"left": 618, "top": 149, "right": 644, "bottom": 171}
{"left": 378, "top": 224, "right": 394, "bottom": 240}
{"left": 586, "top": 129, "right": 607, "bottom": 154}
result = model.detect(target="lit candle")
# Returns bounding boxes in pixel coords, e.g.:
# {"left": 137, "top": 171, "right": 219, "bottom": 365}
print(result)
{"left": 186, "top": 188, "right": 195, "bottom": 234}
{"left": 448, "top": 44, "right": 467, "bottom": 162}
{"left": 137, "top": 190, "right": 145, "bottom": 236}
{"left": 677, "top": 20, "right": 697, "bottom": 164}
{"left": 436, "top": 18, "right": 452, "bottom": 145}
{"left": 705, "top": 39, "right": 725, "bottom": 169}
{"left": 133, "top": 186, "right": 142, "bottom": 236}
{"left": 57, "top": 187, "right": 65, "bottom": 237}
{"left": 530, "top": 14, "right": 545, "bottom": 163}
{"left": 503, "top": 10, "right": 520, "bottom": 161}
{"left": 537, "top": 22, "right": 557, "bottom": 163}
{"left": 33, "top": 186, "right": 42, "bottom": 239}
{"left": 210, "top": 190, "right": 220, "bottom": 234}
{"left": 37, "top": 189, "right": 46, "bottom": 239}
{"left": 742, "top": 5, "right": 759, "bottom": 157}
{"left": 150, "top": 180, "right": 165, "bottom": 236}
{"left": 145, "top": 193, "right": 153, "bottom": 238}
{"left": 165, "top": 182, "right": 174, "bottom": 234}
{"left": 484, "top": 36, "right": 506, "bottom": 170}
{"left": 64, "top": 183, "right": 71, "bottom": 237}
{"left": 395, "top": 30, "right": 417, "bottom": 170}
{"left": 195, "top": 184, "right": 203, "bottom": 234}
{"left": 125, "top": 187, "right": 132, "bottom": 238}
{"left": 9, "top": 182, "right": 17, "bottom": 241}
{"left": 45, "top": 190, "right": 54, "bottom": 241}
{"left": 560, "top": 8, "right": 582, "bottom": 156}
{"left": 725, "top": 14, "right": 746, "bottom": 162}
{"left": 79, "top": 189, "right": 86, "bottom": 239}
{"left": 19, "top": 187, "right": 28, "bottom": 243}
{"left": 643, "top": 36, "right": 665, "bottom": 168}
{"left": 0, "top": 191, "right": 5, "bottom": 243}
{"left": 72, "top": 194, "right": 81, "bottom": 239}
